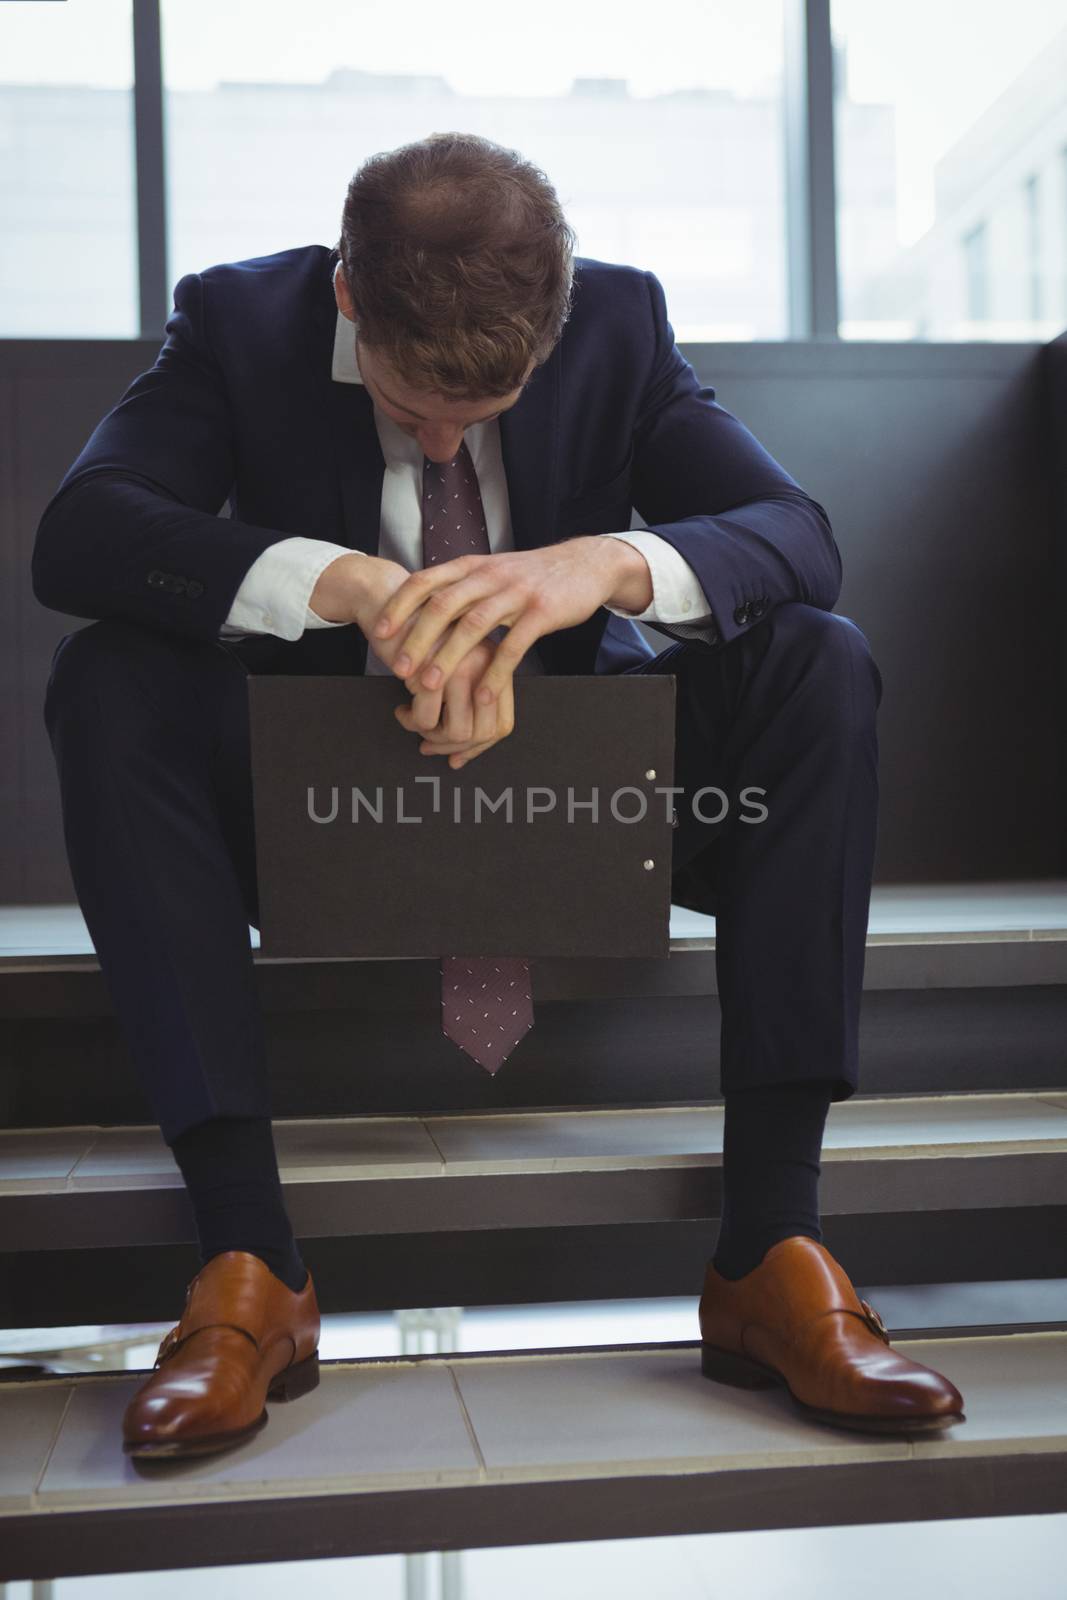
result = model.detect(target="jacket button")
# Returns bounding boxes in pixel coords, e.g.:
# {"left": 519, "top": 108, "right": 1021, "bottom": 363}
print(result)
{"left": 185, "top": 580, "right": 204, "bottom": 598}
{"left": 734, "top": 602, "right": 751, "bottom": 625}
{"left": 750, "top": 597, "right": 768, "bottom": 618}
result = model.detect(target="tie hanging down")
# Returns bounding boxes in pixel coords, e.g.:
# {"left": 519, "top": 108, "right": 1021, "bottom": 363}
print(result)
{"left": 421, "top": 442, "right": 535, "bottom": 1072}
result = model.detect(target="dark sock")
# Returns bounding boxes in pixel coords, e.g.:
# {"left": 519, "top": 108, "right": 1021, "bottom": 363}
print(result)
{"left": 712, "top": 1078, "right": 834, "bottom": 1281}
{"left": 170, "top": 1115, "right": 307, "bottom": 1294}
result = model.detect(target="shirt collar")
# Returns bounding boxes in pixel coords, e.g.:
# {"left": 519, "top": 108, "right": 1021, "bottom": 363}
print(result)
{"left": 331, "top": 260, "right": 363, "bottom": 385}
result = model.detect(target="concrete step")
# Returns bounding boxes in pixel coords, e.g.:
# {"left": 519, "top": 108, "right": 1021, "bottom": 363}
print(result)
{"left": 2, "top": 1330, "right": 1065, "bottom": 1582}
{"left": 1, "top": 883, "right": 1065, "bottom": 1127}
{"left": 4, "top": 1091, "right": 1067, "bottom": 1253}
{"left": 3, "top": 1092, "right": 1066, "bottom": 1327}
{"left": 4, "top": 881, "right": 1067, "bottom": 987}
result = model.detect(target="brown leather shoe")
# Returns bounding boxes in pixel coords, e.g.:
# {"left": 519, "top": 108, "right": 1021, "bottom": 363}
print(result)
{"left": 122, "top": 1251, "right": 321, "bottom": 1460}
{"left": 699, "top": 1235, "right": 965, "bottom": 1434}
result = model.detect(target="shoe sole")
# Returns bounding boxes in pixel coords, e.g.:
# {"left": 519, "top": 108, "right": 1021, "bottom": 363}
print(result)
{"left": 124, "top": 1351, "right": 321, "bottom": 1461}
{"left": 700, "top": 1342, "right": 965, "bottom": 1434}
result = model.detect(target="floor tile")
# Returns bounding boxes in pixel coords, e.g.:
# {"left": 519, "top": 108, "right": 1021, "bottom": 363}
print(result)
{"left": 424, "top": 1107, "right": 724, "bottom": 1171}
{"left": 0, "top": 1129, "right": 97, "bottom": 1184}
{"left": 71, "top": 1128, "right": 180, "bottom": 1183}
{"left": 904, "top": 1332, "right": 1067, "bottom": 1449}
{"left": 453, "top": 1346, "right": 910, "bottom": 1477}
{"left": 274, "top": 1117, "right": 443, "bottom": 1179}
{"left": 824, "top": 1093, "right": 1067, "bottom": 1151}
{"left": 0, "top": 1382, "right": 72, "bottom": 1509}
{"left": 38, "top": 1361, "right": 482, "bottom": 1506}
{"left": 865, "top": 882, "right": 1067, "bottom": 936}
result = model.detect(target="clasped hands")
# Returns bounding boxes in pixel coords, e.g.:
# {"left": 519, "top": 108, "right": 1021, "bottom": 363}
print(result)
{"left": 365, "top": 537, "right": 642, "bottom": 770}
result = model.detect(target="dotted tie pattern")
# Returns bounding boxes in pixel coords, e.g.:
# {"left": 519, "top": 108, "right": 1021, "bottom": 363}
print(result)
{"left": 440, "top": 955, "right": 535, "bottom": 1076}
{"left": 422, "top": 442, "right": 534, "bottom": 1073}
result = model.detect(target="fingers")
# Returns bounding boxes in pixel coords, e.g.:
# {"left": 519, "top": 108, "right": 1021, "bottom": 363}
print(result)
{"left": 471, "top": 614, "right": 544, "bottom": 705}
{"left": 396, "top": 661, "right": 515, "bottom": 768}
{"left": 375, "top": 561, "right": 485, "bottom": 678}
{"left": 397, "top": 629, "right": 449, "bottom": 731}
{"left": 440, "top": 666, "right": 476, "bottom": 745}
{"left": 373, "top": 557, "right": 479, "bottom": 645}
{"left": 429, "top": 672, "right": 515, "bottom": 768}
{"left": 391, "top": 579, "right": 526, "bottom": 689}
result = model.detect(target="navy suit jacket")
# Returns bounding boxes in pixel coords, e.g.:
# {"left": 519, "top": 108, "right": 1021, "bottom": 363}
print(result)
{"left": 32, "top": 243, "right": 842, "bottom": 678}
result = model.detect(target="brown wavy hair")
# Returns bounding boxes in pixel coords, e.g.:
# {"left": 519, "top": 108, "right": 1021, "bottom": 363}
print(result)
{"left": 335, "top": 132, "right": 576, "bottom": 400}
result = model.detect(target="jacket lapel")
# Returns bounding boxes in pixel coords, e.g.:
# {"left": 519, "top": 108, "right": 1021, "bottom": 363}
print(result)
{"left": 500, "top": 340, "right": 607, "bottom": 674}
{"left": 498, "top": 343, "right": 561, "bottom": 554}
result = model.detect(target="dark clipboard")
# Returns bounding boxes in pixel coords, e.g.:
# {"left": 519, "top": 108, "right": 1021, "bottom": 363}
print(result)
{"left": 247, "top": 674, "right": 676, "bottom": 959}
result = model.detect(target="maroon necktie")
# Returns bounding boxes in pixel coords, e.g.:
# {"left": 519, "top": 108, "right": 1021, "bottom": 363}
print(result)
{"left": 421, "top": 441, "right": 534, "bottom": 1073}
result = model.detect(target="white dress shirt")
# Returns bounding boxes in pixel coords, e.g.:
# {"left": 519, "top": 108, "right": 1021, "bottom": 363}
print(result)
{"left": 220, "top": 263, "right": 714, "bottom": 667}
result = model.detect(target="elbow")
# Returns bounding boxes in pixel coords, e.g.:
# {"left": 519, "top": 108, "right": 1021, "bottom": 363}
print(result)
{"left": 806, "top": 495, "right": 843, "bottom": 612}
{"left": 31, "top": 511, "right": 65, "bottom": 611}
{"left": 30, "top": 479, "right": 94, "bottom": 614}
{"left": 31, "top": 499, "right": 76, "bottom": 613}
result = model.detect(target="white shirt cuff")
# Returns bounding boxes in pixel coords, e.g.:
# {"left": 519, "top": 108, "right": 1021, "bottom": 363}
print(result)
{"left": 220, "top": 537, "right": 355, "bottom": 641}
{"left": 599, "top": 531, "right": 714, "bottom": 624}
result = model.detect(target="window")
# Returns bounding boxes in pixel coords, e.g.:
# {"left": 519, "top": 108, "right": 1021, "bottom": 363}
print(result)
{"left": 0, "top": 0, "right": 136, "bottom": 337}
{"left": 832, "top": 0, "right": 1067, "bottom": 339}
{"left": 1023, "top": 172, "right": 1042, "bottom": 322}
{"left": 962, "top": 222, "right": 989, "bottom": 323}
{"left": 159, "top": 0, "right": 789, "bottom": 341}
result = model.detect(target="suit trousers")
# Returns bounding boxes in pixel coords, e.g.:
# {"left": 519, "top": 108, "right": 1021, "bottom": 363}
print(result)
{"left": 42, "top": 601, "right": 882, "bottom": 1143}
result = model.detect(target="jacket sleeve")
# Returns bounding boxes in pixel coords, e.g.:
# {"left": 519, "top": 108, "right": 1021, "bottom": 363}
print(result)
{"left": 629, "top": 269, "right": 843, "bottom": 651}
{"left": 30, "top": 270, "right": 301, "bottom": 641}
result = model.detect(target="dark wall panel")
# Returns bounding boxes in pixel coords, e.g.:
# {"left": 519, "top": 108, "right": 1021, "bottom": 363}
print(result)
{"left": 3, "top": 344, "right": 160, "bottom": 902}
{"left": 1, "top": 336, "right": 1063, "bottom": 902}
{"left": 678, "top": 341, "right": 1062, "bottom": 881}
{"left": 1040, "top": 333, "right": 1067, "bottom": 885}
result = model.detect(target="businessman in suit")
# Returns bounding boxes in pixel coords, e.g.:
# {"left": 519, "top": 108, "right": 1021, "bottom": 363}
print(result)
{"left": 33, "top": 133, "right": 963, "bottom": 1458}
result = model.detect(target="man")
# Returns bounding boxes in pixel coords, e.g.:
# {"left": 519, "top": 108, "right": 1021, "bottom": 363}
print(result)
{"left": 33, "top": 132, "right": 964, "bottom": 1459}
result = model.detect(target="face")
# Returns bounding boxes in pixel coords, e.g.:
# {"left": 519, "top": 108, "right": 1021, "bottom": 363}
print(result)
{"left": 334, "top": 271, "right": 535, "bottom": 462}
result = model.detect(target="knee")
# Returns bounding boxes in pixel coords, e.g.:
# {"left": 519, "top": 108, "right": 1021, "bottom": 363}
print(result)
{"left": 44, "top": 619, "right": 167, "bottom": 722}
{"left": 768, "top": 603, "right": 883, "bottom": 710}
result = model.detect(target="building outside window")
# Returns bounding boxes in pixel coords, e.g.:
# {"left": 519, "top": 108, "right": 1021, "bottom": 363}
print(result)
{"left": 157, "top": 0, "right": 790, "bottom": 343}
{"left": 3, "top": 1, "right": 1067, "bottom": 342}
{"left": 1023, "top": 171, "right": 1042, "bottom": 322}
{"left": 833, "top": 0, "right": 1067, "bottom": 340}
{"left": 0, "top": 0, "right": 136, "bottom": 337}
{"left": 962, "top": 221, "right": 989, "bottom": 323}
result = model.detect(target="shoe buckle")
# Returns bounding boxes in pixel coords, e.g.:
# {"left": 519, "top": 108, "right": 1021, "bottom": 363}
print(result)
{"left": 859, "top": 1298, "right": 891, "bottom": 1344}
{"left": 154, "top": 1324, "right": 181, "bottom": 1368}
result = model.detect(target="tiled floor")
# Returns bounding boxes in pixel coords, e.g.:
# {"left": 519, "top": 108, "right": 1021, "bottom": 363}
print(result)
{"left": 2, "top": 881, "right": 1065, "bottom": 956}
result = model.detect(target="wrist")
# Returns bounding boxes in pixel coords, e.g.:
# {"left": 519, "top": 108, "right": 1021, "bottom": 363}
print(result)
{"left": 308, "top": 551, "right": 376, "bottom": 622}
{"left": 600, "top": 536, "right": 654, "bottom": 615}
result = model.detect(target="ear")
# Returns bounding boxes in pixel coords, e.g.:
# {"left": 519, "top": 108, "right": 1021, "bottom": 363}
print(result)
{"left": 333, "top": 266, "right": 358, "bottom": 324}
